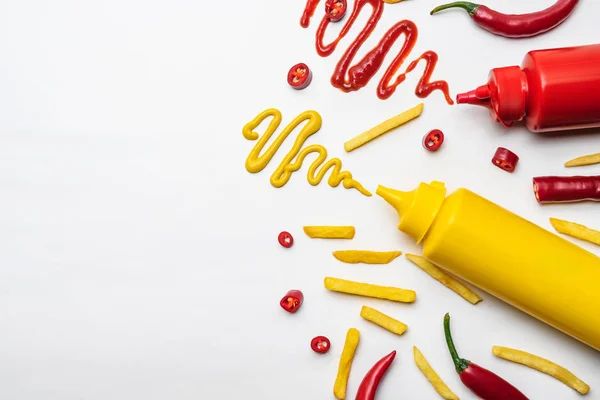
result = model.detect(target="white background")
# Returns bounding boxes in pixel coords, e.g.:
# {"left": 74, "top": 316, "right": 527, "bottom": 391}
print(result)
{"left": 1, "top": 0, "right": 599, "bottom": 399}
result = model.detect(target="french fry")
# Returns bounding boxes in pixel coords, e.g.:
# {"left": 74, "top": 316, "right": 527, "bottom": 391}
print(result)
{"left": 565, "top": 152, "right": 600, "bottom": 168}
{"left": 405, "top": 254, "right": 482, "bottom": 304}
{"left": 334, "top": 328, "right": 361, "bottom": 400}
{"left": 344, "top": 103, "right": 424, "bottom": 152}
{"left": 413, "top": 347, "right": 459, "bottom": 400}
{"left": 360, "top": 306, "right": 407, "bottom": 335}
{"left": 303, "top": 226, "right": 355, "bottom": 239}
{"left": 333, "top": 250, "right": 402, "bottom": 264}
{"left": 324, "top": 277, "right": 416, "bottom": 303}
{"left": 549, "top": 218, "right": 600, "bottom": 246}
{"left": 492, "top": 346, "right": 590, "bottom": 395}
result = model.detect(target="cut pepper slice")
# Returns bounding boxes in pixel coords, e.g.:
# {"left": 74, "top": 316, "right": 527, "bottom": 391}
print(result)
{"left": 287, "top": 63, "right": 313, "bottom": 90}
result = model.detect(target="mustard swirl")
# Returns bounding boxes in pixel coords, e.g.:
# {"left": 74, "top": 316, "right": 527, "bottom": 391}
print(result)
{"left": 242, "top": 108, "right": 371, "bottom": 197}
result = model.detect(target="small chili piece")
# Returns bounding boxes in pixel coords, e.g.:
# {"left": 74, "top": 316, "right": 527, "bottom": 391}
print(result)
{"left": 287, "top": 63, "right": 313, "bottom": 90}
{"left": 311, "top": 336, "right": 331, "bottom": 354}
{"left": 492, "top": 147, "right": 519, "bottom": 172}
{"left": 356, "top": 350, "right": 396, "bottom": 400}
{"left": 423, "top": 129, "right": 445, "bottom": 152}
{"left": 278, "top": 231, "right": 294, "bottom": 248}
{"left": 430, "top": 0, "right": 579, "bottom": 38}
{"left": 325, "top": 0, "right": 347, "bottom": 22}
{"left": 533, "top": 176, "right": 600, "bottom": 204}
{"left": 280, "top": 290, "right": 304, "bottom": 313}
{"left": 444, "top": 314, "right": 529, "bottom": 400}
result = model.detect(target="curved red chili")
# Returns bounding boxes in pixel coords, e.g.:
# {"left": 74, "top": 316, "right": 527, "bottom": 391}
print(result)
{"left": 355, "top": 350, "right": 396, "bottom": 400}
{"left": 444, "top": 314, "right": 529, "bottom": 400}
{"left": 492, "top": 147, "right": 519, "bottom": 172}
{"left": 423, "top": 129, "right": 444, "bottom": 152}
{"left": 430, "top": 0, "right": 579, "bottom": 38}
{"left": 278, "top": 231, "right": 294, "bottom": 248}
{"left": 533, "top": 176, "right": 600, "bottom": 204}
{"left": 325, "top": 0, "right": 346, "bottom": 22}
{"left": 311, "top": 336, "right": 331, "bottom": 354}
{"left": 287, "top": 63, "right": 313, "bottom": 90}
{"left": 280, "top": 290, "right": 304, "bottom": 313}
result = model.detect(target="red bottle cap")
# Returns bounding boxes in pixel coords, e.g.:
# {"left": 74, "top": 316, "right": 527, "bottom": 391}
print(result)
{"left": 457, "top": 66, "right": 528, "bottom": 128}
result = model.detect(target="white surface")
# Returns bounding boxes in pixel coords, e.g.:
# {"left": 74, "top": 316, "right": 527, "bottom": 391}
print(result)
{"left": 0, "top": 0, "right": 599, "bottom": 399}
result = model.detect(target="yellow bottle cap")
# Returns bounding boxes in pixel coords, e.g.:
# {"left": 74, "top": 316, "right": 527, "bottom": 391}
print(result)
{"left": 376, "top": 181, "right": 447, "bottom": 243}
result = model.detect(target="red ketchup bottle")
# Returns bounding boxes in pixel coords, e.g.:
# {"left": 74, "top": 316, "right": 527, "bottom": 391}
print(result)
{"left": 457, "top": 44, "right": 600, "bottom": 132}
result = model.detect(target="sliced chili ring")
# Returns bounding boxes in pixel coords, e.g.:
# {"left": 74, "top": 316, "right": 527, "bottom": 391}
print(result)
{"left": 423, "top": 129, "right": 444, "bottom": 152}
{"left": 280, "top": 290, "right": 304, "bottom": 313}
{"left": 492, "top": 147, "right": 519, "bottom": 172}
{"left": 325, "top": 0, "right": 347, "bottom": 22}
{"left": 287, "top": 63, "right": 312, "bottom": 90}
{"left": 311, "top": 336, "right": 331, "bottom": 354}
{"left": 278, "top": 231, "right": 294, "bottom": 248}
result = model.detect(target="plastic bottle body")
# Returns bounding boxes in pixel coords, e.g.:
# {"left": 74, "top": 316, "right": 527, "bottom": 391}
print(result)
{"left": 523, "top": 44, "right": 600, "bottom": 132}
{"left": 422, "top": 188, "right": 600, "bottom": 350}
{"left": 457, "top": 44, "right": 600, "bottom": 133}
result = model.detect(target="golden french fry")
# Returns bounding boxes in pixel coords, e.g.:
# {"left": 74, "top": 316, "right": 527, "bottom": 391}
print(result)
{"left": 360, "top": 306, "right": 407, "bottom": 335}
{"left": 414, "top": 347, "right": 459, "bottom": 400}
{"left": 492, "top": 346, "right": 590, "bottom": 395}
{"left": 565, "top": 152, "right": 600, "bottom": 168}
{"left": 324, "top": 277, "right": 416, "bottom": 303}
{"left": 549, "top": 218, "right": 600, "bottom": 246}
{"left": 334, "top": 328, "right": 360, "bottom": 400}
{"left": 344, "top": 103, "right": 424, "bottom": 152}
{"left": 333, "top": 250, "right": 402, "bottom": 264}
{"left": 303, "top": 226, "right": 355, "bottom": 239}
{"left": 405, "top": 254, "right": 482, "bottom": 304}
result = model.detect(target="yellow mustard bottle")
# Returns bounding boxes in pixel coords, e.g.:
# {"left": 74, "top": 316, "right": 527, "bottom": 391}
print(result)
{"left": 377, "top": 182, "right": 600, "bottom": 351}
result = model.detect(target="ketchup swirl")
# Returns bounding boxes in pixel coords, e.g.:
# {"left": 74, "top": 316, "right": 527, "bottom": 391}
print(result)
{"left": 302, "top": 0, "right": 453, "bottom": 103}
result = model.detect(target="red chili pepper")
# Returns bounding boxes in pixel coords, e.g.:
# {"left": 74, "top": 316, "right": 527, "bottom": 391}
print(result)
{"left": 278, "top": 231, "right": 294, "bottom": 248}
{"left": 430, "top": 0, "right": 579, "bottom": 38}
{"left": 423, "top": 129, "right": 445, "bottom": 152}
{"left": 492, "top": 147, "right": 519, "bottom": 172}
{"left": 533, "top": 176, "right": 600, "bottom": 204}
{"left": 287, "top": 63, "right": 313, "bottom": 90}
{"left": 325, "top": 0, "right": 347, "bottom": 22}
{"left": 355, "top": 350, "right": 396, "bottom": 400}
{"left": 310, "top": 336, "right": 331, "bottom": 354}
{"left": 280, "top": 290, "right": 304, "bottom": 313}
{"left": 444, "top": 314, "right": 529, "bottom": 400}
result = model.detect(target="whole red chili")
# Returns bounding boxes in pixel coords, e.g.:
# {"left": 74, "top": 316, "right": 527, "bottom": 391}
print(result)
{"left": 423, "top": 129, "right": 445, "bottom": 152}
{"left": 444, "top": 314, "right": 529, "bottom": 400}
{"left": 278, "top": 231, "right": 294, "bottom": 248}
{"left": 287, "top": 63, "right": 313, "bottom": 90}
{"left": 325, "top": 0, "right": 347, "bottom": 22}
{"left": 492, "top": 147, "right": 519, "bottom": 172}
{"left": 311, "top": 336, "right": 331, "bottom": 354}
{"left": 430, "top": 0, "right": 579, "bottom": 38}
{"left": 280, "top": 290, "right": 304, "bottom": 313}
{"left": 355, "top": 350, "right": 396, "bottom": 400}
{"left": 533, "top": 176, "right": 600, "bottom": 204}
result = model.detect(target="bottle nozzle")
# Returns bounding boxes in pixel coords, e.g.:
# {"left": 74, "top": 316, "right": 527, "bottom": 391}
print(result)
{"left": 456, "top": 84, "right": 491, "bottom": 106}
{"left": 377, "top": 182, "right": 447, "bottom": 243}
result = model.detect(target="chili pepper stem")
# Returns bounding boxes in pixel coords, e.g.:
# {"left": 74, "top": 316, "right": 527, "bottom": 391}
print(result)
{"left": 444, "top": 313, "right": 470, "bottom": 374}
{"left": 430, "top": 2, "right": 480, "bottom": 16}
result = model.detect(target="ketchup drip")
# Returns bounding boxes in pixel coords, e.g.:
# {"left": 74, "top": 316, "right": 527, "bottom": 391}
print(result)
{"left": 301, "top": 0, "right": 321, "bottom": 28}
{"left": 302, "top": 0, "right": 453, "bottom": 103}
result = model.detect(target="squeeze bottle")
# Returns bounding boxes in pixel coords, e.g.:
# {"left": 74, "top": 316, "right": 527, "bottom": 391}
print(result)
{"left": 377, "top": 182, "right": 600, "bottom": 350}
{"left": 457, "top": 43, "right": 600, "bottom": 132}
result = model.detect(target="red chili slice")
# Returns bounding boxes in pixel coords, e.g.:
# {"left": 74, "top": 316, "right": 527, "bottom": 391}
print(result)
{"left": 423, "top": 129, "right": 445, "bottom": 151}
{"left": 280, "top": 290, "right": 304, "bottom": 313}
{"left": 311, "top": 336, "right": 331, "bottom": 354}
{"left": 278, "top": 231, "right": 294, "bottom": 248}
{"left": 325, "top": 0, "right": 347, "bottom": 22}
{"left": 492, "top": 147, "right": 519, "bottom": 172}
{"left": 287, "top": 63, "right": 312, "bottom": 90}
